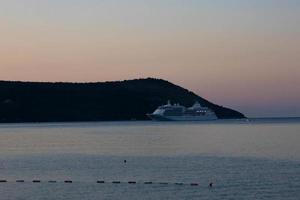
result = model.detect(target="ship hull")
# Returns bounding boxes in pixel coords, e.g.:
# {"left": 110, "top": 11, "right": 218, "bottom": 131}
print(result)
{"left": 147, "top": 114, "right": 218, "bottom": 121}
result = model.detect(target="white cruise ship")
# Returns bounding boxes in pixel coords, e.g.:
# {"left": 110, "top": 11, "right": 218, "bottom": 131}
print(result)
{"left": 147, "top": 101, "right": 218, "bottom": 121}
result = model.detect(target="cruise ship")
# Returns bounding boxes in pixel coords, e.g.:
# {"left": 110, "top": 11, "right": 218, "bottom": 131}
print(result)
{"left": 147, "top": 101, "right": 218, "bottom": 121}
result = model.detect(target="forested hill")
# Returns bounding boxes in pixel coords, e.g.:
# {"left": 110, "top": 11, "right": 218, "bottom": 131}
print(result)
{"left": 0, "top": 78, "right": 245, "bottom": 122}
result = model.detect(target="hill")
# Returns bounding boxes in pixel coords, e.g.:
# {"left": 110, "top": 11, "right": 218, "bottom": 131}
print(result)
{"left": 0, "top": 78, "right": 245, "bottom": 122}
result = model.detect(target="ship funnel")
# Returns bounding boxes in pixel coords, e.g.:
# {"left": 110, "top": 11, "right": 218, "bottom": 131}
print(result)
{"left": 193, "top": 101, "right": 202, "bottom": 107}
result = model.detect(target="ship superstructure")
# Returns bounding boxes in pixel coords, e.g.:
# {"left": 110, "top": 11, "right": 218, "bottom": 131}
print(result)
{"left": 147, "top": 101, "right": 218, "bottom": 121}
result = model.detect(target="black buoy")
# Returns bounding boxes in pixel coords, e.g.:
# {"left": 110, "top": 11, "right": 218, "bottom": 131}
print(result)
{"left": 159, "top": 182, "right": 168, "bottom": 185}
{"left": 209, "top": 182, "right": 213, "bottom": 187}
{"left": 124, "top": 160, "right": 127, "bottom": 163}
{"left": 97, "top": 180, "right": 105, "bottom": 183}
{"left": 48, "top": 180, "right": 57, "bottom": 183}
{"left": 112, "top": 181, "right": 121, "bottom": 184}
{"left": 64, "top": 180, "right": 72, "bottom": 183}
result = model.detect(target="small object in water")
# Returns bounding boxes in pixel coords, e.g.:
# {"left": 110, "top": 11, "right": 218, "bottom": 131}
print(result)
{"left": 128, "top": 181, "right": 136, "bottom": 184}
{"left": 16, "top": 180, "right": 25, "bottom": 183}
{"left": 64, "top": 180, "right": 72, "bottom": 183}
{"left": 209, "top": 182, "right": 213, "bottom": 187}
{"left": 159, "top": 182, "right": 168, "bottom": 185}
{"left": 48, "top": 180, "right": 57, "bottom": 183}
{"left": 190, "top": 183, "right": 199, "bottom": 186}
{"left": 175, "top": 182, "right": 183, "bottom": 185}
{"left": 33, "top": 180, "right": 41, "bottom": 183}
{"left": 97, "top": 180, "right": 105, "bottom": 183}
{"left": 0, "top": 180, "right": 7, "bottom": 183}
{"left": 124, "top": 160, "right": 127, "bottom": 163}
{"left": 112, "top": 181, "right": 121, "bottom": 184}
{"left": 144, "top": 181, "right": 152, "bottom": 184}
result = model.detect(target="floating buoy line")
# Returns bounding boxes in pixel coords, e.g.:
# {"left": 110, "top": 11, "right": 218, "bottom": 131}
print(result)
{"left": 0, "top": 179, "right": 214, "bottom": 187}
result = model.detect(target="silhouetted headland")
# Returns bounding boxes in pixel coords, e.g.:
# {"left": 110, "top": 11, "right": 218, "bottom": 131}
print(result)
{"left": 0, "top": 78, "right": 245, "bottom": 123}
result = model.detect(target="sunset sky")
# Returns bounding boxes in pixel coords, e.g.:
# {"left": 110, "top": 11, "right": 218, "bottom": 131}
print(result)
{"left": 0, "top": 0, "right": 299, "bottom": 117}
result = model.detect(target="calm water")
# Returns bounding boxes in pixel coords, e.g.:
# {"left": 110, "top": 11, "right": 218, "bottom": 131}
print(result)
{"left": 0, "top": 119, "right": 299, "bottom": 199}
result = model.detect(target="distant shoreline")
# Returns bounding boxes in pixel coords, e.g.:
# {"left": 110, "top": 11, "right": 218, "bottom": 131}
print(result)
{"left": 0, "top": 117, "right": 299, "bottom": 126}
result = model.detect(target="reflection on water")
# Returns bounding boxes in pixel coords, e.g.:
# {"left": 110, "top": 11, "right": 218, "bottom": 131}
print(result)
{"left": 0, "top": 119, "right": 299, "bottom": 159}
{"left": 0, "top": 119, "right": 299, "bottom": 199}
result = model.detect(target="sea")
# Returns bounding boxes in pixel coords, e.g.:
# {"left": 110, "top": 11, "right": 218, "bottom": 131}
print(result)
{"left": 0, "top": 118, "right": 299, "bottom": 200}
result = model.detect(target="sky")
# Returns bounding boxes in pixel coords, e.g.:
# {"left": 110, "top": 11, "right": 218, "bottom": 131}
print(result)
{"left": 0, "top": 0, "right": 299, "bottom": 117}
